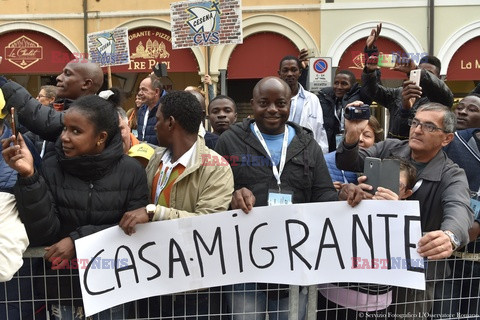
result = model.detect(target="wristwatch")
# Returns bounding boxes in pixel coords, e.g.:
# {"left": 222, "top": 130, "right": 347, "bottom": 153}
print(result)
{"left": 443, "top": 230, "right": 460, "bottom": 251}
{"left": 146, "top": 204, "right": 156, "bottom": 222}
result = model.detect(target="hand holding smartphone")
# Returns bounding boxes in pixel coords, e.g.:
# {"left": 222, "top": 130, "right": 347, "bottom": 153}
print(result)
{"left": 10, "top": 107, "right": 18, "bottom": 145}
{"left": 377, "top": 53, "right": 396, "bottom": 68}
{"left": 408, "top": 69, "right": 421, "bottom": 105}
{"left": 409, "top": 69, "right": 421, "bottom": 86}
{"left": 363, "top": 157, "right": 400, "bottom": 195}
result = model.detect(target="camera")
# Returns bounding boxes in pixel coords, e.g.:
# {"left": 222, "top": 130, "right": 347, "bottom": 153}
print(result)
{"left": 344, "top": 104, "right": 371, "bottom": 120}
{"left": 152, "top": 62, "right": 168, "bottom": 78}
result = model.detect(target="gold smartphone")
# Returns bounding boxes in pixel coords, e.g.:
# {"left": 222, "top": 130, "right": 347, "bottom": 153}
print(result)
{"left": 10, "top": 107, "right": 18, "bottom": 144}
{"left": 377, "top": 54, "right": 396, "bottom": 68}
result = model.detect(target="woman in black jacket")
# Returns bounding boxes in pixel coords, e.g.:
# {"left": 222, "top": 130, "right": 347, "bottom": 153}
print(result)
{"left": 2, "top": 93, "right": 149, "bottom": 319}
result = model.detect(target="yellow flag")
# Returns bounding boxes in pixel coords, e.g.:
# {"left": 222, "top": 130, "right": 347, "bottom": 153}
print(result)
{"left": 0, "top": 89, "right": 6, "bottom": 120}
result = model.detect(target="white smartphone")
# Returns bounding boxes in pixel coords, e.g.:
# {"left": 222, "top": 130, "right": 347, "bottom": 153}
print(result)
{"left": 409, "top": 69, "right": 421, "bottom": 86}
{"left": 305, "top": 48, "right": 315, "bottom": 59}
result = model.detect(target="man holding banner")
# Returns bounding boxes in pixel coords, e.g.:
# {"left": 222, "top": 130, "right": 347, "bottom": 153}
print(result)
{"left": 336, "top": 101, "right": 474, "bottom": 319}
{"left": 119, "top": 90, "right": 234, "bottom": 318}
{"left": 215, "top": 76, "right": 363, "bottom": 320}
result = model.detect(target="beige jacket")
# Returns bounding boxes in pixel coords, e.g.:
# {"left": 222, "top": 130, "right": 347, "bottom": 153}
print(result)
{"left": 0, "top": 192, "right": 29, "bottom": 282}
{"left": 146, "top": 136, "right": 233, "bottom": 220}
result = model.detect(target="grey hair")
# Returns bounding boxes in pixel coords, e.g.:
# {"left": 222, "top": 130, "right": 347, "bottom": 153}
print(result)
{"left": 416, "top": 103, "right": 456, "bottom": 133}
{"left": 149, "top": 74, "right": 164, "bottom": 91}
{"left": 40, "top": 85, "right": 57, "bottom": 99}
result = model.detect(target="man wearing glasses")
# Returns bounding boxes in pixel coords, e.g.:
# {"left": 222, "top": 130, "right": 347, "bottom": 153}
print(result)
{"left": 335, "top": 101, "right": 473, "bottom": 319}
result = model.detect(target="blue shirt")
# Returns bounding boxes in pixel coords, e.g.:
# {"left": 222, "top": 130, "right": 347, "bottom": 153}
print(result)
{"left": 250, "top": 123, "right": 295, "bottom": 166}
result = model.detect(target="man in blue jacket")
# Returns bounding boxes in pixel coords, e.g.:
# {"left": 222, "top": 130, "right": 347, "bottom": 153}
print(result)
{"left": 137, "top": 74, "right": 167, "bottom": 145}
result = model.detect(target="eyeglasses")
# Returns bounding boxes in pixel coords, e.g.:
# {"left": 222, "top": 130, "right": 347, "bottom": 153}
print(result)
{"left": 407, "top": 118, "right": 449, "bottom": 133}
{"left": 37, "top": 94, "right": 46, "bottom": 99}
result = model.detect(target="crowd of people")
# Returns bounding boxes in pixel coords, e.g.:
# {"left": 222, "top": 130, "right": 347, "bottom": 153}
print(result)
{"left": 0, "top": 22, "right": 478, "bottom": 320}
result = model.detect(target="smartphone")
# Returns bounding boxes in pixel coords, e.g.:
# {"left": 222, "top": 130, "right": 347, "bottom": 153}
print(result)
{"left": 409, "top": 69, "right": 421, "bottom": 86}
{"left": 305, "top": 48, "right": 315, "bottom": 59}
{"left": 10, "top": 107, "right": 18, "bottom": 144}
{"left": 363, "top": 157, "right": 400, "bottom": 195}
{"left": 377, "top": 53, "right": 396, "bottom": 68}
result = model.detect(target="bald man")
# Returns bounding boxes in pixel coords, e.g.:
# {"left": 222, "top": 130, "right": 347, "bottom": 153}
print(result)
{"left": 56, "top": 60, "right": 104, "bottom": 101}
{"left": 215, "top": 76, "right": 343, "bottom": 320}
{"left": 0, "top": 60, "right": 104, "bottom": 141}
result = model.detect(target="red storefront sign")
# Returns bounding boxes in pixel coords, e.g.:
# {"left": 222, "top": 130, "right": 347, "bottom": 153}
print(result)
{"left": 446, "top": 36, "right": 480, "bottom": 81}
{"left": 1, "top": 30, "right": 72, "bottom": 74}
{"left": 227, "top": 32, "right": 299, "bottom": 79}
{"left": 110, "top": 27, "right": 198, "bottom": 73}
{"left": 337, "top": 37, "right": 413, "bottom": 80}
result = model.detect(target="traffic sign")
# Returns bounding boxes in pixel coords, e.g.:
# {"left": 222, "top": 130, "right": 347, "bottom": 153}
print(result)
{"left": 308, "top": 57, "right": 332, "bottom": 92}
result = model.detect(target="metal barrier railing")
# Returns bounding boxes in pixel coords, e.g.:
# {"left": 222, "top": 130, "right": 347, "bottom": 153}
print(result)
{"left": 1, "top": 247, "right": 479, "bottom": 319}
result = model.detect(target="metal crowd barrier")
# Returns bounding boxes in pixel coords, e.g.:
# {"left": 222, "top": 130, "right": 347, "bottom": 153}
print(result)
{"left": 1, "top": 247, "right": 479, "bottom": 319}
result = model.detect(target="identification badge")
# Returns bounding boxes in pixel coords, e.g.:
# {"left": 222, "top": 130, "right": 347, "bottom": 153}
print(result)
{"left": 335, "top": 133, "right": 344, "bottom": 147}
{"left": 471, "top": 198, "right": 480, "bottom": 220}
{"left": 268, "top": 190, "right": 293, "bottom": 206}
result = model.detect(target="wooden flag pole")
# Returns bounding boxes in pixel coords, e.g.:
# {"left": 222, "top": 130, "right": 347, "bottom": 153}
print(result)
{"left": 107, "top": 65, "right": 112, "bottom": 89}
{"left": 203, "top": 46, "right": 210, "bottom": 108}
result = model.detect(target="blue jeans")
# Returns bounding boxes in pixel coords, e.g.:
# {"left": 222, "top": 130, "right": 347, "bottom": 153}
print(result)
{"left": 225, "top": 283, "right": 307, "bottom": 320}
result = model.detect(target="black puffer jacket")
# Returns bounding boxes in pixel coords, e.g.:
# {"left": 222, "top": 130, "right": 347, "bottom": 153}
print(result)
{"left": 318, "top": 83, "right": 371, "bottom": 152}
{"left": 1, "top": 80, "right": 75, "bottom": 142}
{"left": 14, "top": 132, "right": 149, "bottom": 246}
{"left": 215, "top": 119, "right": 338, "bottom": 205}
{"left": 361, "top": 68, "right": 454, "bottom": 140}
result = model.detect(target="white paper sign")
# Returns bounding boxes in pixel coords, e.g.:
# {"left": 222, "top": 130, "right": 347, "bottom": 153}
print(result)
{"left": 75, "top": 200, "right": 424, "bottom": 316}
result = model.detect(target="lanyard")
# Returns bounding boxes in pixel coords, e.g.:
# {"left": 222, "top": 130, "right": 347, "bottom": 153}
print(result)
{"left": 412, "top": 179, "right": 423, "bottom": 193}
{"left": 154, "top": 152, "right": 181, "bottom": 205}
{"left": 142, "top": 109, "right": 149, "bottom": 141}
{"left": 40, "top": 140, "right": 46, "bottom": 158}
{"left": 253, "top": 123, "right": 289, "bottom": 191}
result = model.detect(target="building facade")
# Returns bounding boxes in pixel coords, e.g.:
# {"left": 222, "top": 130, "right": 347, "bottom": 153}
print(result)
{"left": 0, "top": 0, "right": 478, "bottom": 111}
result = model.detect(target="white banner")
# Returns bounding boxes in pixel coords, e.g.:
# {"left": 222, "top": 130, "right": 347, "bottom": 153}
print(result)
{"left": 75, "top": 200, "right": 425, "bottom": 316}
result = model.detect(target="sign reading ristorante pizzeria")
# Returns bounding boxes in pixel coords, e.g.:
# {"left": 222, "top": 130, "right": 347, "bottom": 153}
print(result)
{"left": 110, "top": 28, "right": 198, "bottom": 73}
